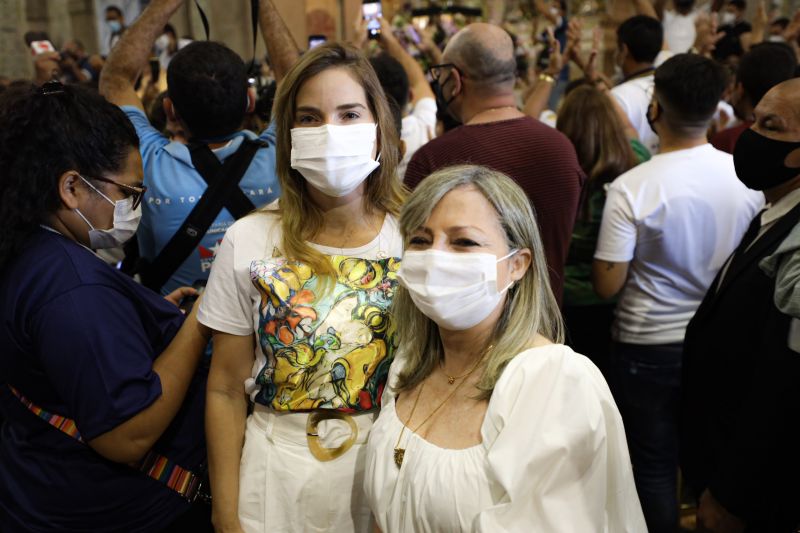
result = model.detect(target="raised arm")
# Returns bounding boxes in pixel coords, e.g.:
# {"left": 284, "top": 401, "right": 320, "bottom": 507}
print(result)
{"left": 99, "top": 0, "right": 184, "bottom": 110}
{"left": 694, "top": 12, "right": 726, "bottom": 57}
{"left": 259, "top": 0, "right": 300, "bottom": 85}
{"left": 653, "top": 0, "right": 668, "bottom": 19}
{"left": 417, "top": 24, "right": 444, "bottom": 65}
{"left": 523, "top": 28, "right": 564, "bottom": 119}
{"left": 783, "top": 10, "right": 800, "bottom": 61}
{"left": 739, "top": 0, "right": 764, "bottom": 52}
{"left": 534, "top": 0, "right": 561, "bottom": 25}
{"left": 377, "top": 18, "right": 434, "bottom": 105}
{"left": 633, "top": 0, "right": 660, "bottom": 19}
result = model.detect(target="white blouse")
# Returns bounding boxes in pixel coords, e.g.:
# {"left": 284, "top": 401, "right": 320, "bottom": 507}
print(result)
{"left": 364, "top": 344, "right": 647, "bottom": 532}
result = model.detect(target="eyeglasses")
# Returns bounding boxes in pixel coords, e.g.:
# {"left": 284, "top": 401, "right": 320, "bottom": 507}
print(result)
{"left": 87, "top": 175, "right": 147, "bottom": 210}
{"left": 429, "top": 63, "right": 458, "bottom": 81}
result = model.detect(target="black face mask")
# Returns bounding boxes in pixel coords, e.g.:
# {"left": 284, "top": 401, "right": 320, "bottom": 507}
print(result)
{"left": 646, "top": 100, "right": 661, "bottom": 135}
{"left": 733, "top": 128, "right": 800, "bottom": 191}
{"left": 431, "top": 74, "right": 457, "bottom": 120}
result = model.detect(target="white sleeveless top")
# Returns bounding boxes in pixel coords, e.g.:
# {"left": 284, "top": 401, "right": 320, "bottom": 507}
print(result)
{"left": 364, "top": 344, "right": 647, "bottom": 532}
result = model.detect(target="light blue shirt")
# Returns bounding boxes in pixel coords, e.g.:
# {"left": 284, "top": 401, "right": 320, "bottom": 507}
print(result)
{"left": 122, "top": 106, "right": 280, "bottom": 294}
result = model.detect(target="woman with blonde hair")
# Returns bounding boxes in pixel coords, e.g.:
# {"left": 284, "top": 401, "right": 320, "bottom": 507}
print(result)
{"left": 199, "top": 43, "right": 405, "bottom": 533}
{"left": 364, "top": 164, "right": 645, "bottom": 531}
{"left": 557, "top": 82, "right": 649, "bottom": 371}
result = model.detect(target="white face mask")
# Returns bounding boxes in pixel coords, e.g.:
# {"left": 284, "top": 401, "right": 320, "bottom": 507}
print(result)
{"left": 290, "top": 123, "right": 380, "bottom": 197}
{"left": 74, "top": 175, "right": 141, "bottom": 249}
{"left": 549, "top": 8, "right": 563, "bottom": 27}
{"left": 720, "top": 11, "right": 736, "bottom": 25}
{"left": 397, "top": 249, "right": 518, "bottom": 331}
{"left": 155, "top": 34, "right": 170, "bottom": 53}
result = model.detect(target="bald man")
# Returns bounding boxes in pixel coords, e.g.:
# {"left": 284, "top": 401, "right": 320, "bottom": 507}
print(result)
{"left": 681, "top": 78, "right": 800, "bottom": 533}
{"left": 404, "top": 23, "right": 584, "bottom": 304}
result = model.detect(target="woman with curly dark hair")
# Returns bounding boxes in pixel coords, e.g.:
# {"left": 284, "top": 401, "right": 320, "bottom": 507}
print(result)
{"left": 0, "top": 82, "right": 211, "bottom": 532}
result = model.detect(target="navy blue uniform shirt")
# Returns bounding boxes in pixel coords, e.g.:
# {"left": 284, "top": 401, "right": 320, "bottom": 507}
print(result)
{"left": 0, "top": 229, "right": 207, "bottom": 532}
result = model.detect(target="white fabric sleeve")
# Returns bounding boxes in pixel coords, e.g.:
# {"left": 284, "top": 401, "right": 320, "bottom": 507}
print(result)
{"left": 473, "top": 348, "right": 645, "bottom": 532}
{"left": 197, "top": 223, "right": 253, "bottom": 336}
{"left": 611, "top": 88, "right": 632, "bottom": 122}
{"left": 410, "top": 97, "right": 438, "bottom": 132}
{"left": 594, "top": 185, "right": 637, "bottom": 262}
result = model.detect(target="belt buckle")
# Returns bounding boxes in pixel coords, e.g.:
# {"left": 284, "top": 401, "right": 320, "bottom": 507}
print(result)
{"left": 305, "top": 410, "right": 358, "bottom": 462}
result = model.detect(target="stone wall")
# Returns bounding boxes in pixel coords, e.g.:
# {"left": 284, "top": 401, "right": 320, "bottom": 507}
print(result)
{"left": 0, "top": 0, "right": 32, "bottom": 80}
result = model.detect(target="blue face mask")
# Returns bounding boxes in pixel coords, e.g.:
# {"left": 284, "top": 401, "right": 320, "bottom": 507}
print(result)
{"left": 108, "top": 20, "right": 122, "bottom": 33}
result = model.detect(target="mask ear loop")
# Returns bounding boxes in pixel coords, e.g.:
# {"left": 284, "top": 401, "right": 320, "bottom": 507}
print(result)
{"left": 497, "top": 248, "right": 519, "bottom": 263}
{"left": 78, "top": 175, "right": 116, "bottom": 206}
{"left": 498, "top": 248, "right": 520, "bottom": 293}
{"left": 74, "top": 207, "right": 96, "bottom": 231}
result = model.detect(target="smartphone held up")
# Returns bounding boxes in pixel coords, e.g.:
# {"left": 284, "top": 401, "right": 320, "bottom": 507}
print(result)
{"left": 363, "top": 0, "right": 382, "bottom": 40}
{"left": 308, "top": 34, "right": 327, "bottom": 50}
{"left": 24, "top": 31, "right": 56, "bottom": 56}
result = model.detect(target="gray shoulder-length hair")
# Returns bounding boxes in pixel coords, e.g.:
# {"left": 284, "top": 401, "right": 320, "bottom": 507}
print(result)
{"left": 393, "top": 165, "right": 565, "bottom": 400}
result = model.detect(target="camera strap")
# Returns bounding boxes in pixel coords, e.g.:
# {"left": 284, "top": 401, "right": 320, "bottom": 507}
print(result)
{"left": 140, "top": 139, "right": 264, "bottom": 292}
{"left": 193, "top": 0, "right": 260, "bottom": 71}
{"left": 193, "top": 0, "right": 210, "bottom": 40}
{"left": 7, "top": 384, "right": 203, "bottom": 501}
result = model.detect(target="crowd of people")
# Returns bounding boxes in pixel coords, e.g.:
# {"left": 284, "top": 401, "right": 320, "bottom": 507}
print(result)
{"left": 1, "top": 0, "right": 800, "bottom": 531}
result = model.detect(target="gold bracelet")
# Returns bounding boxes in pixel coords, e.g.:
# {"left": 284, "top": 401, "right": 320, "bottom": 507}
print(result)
{"left": 538, "top": 73, "right": 556, "bottom": 84}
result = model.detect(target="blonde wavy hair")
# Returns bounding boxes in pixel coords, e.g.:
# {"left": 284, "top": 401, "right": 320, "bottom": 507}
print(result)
{"left": 269, "top": 42, "right": 406, "bottom": 277}
{"left": 393, "top": 165, "right": 564, "bottom": 399}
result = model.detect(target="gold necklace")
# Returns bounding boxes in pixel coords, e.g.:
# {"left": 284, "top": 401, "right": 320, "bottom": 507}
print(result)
{"left": 440, "top": 344, "right": 494, "bottom": 385}
{"left": 467, "top": 105, "right": 518, "bottom": 124}
{"left": 393, "top": 349, "right": 488, "bottom": 468}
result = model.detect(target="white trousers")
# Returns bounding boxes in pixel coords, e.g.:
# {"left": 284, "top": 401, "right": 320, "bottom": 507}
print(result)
{"left": 239, "top": 405, "right": 376, "bottom": 533}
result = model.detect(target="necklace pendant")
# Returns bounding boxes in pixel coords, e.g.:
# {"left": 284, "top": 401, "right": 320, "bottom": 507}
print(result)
{"left": 447, "top": 376, "right": 455, "bottom": 385}
{"left": 393, "top": 447, "right": 405, "bottom": 468}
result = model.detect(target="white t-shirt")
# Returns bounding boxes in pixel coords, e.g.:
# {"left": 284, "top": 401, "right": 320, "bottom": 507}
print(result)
{"left": 663, "top": 10, "right": 700, "bottom": 53}
{"left": 399, "top": 97, "right": 437, "bottom": 179}
{"left": 612, "top": 74, "right": 660, "bottom": 155}
{"left": 198, "top": 209, "right": 403, "bottom": 409}
{"left": 364, "top": 344, "right": 646, "bottom": 532}
{"left": 595, "top": 144, "right": 764, "bottom": 345}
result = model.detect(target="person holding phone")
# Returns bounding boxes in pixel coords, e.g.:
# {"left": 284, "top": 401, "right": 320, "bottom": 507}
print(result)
{"left": 368, "top": 17, "right": 438, "bottom": 179}
{"left": 201, "top": 43, "right": 405, "bottom": 533}
{"left": 61, "top": 40, "right": 99, "bottom": 85}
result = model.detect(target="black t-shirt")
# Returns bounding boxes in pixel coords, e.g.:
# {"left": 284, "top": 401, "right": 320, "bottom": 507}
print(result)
{"left": 713, "top": 20, "right": 752, "bottom": 60}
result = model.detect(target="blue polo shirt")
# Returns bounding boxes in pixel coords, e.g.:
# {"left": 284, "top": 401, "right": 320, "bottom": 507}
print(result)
{"left": 0, "top": 229, "right": 207, "bottom": 532}
{"left": 122, "top": 106, "right": 281, "bottom": 295}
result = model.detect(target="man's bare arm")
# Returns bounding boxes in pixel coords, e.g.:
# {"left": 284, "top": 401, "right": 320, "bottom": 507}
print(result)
{"left": 259, "top": 0, "right": 300, "bottom": 85}
{"left": 99, "top": 0, "right": 184, "bottom": 110}
{"left": 592, "top": 259, "right": 630, "bottom": 300}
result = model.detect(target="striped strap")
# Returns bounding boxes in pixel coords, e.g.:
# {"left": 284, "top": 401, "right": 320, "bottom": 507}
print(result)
{"left": 8, "top": 385, "right": 84, "bottom": 441}
{"left": 7, "top": 385, "right": 202, "bottom": 501}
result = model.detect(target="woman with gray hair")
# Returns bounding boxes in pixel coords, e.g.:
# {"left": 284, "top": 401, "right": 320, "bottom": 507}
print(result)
{"left": 364, "top": 165, "right": 645, "bottom": 531}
